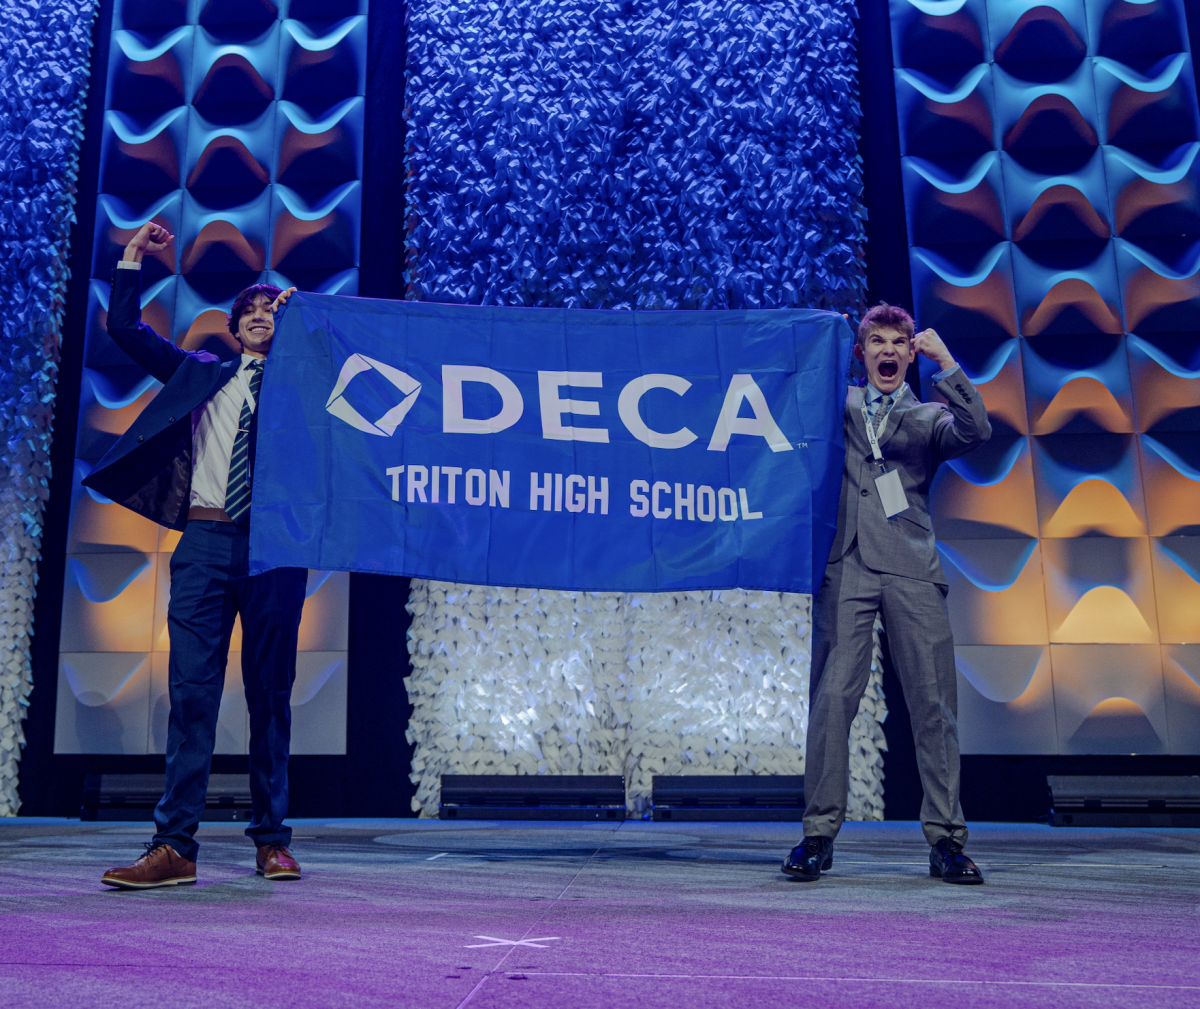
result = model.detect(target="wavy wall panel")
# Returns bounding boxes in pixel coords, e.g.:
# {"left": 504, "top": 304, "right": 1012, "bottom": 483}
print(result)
{"left": 54, "top": 0, "right": 366, "bottom": 755}
{"left": 891, "top": 0, "right": 1200, "bottom": 754}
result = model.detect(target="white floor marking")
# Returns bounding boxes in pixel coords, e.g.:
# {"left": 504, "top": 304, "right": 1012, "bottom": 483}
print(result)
{"left": 426, "top": 852, "right": 449, "bottom": 860}
{"left": 454, "top": 823, "right": 622, "bottom": 1009}
{"left": 465, "top": 935, "right": 560, "bottom": 949}
{"left": 512, "top": 973, "right": 1200, "bottom": 991}
{"left": 835, "top": 860, "right": 1168, "bottom": 868}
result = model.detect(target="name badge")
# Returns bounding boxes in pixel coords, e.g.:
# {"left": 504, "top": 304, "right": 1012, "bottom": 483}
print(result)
{"left": 874, "top": 468, "right": 909, "bottom": 518}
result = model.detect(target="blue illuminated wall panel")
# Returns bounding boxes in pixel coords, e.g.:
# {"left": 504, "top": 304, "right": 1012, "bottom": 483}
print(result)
{"left": 55, "top": 0, "right": 367, "bottom": 755}
{"left": 891, "top": 0, "right": 1200, "bottom": 754}
{"left": 404, "top": 0, "right": 866, "bottom": 314}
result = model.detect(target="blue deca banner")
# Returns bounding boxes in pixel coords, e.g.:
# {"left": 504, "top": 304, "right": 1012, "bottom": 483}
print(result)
{"left": 249, "top": 294, "right": 853, "bottom": 594}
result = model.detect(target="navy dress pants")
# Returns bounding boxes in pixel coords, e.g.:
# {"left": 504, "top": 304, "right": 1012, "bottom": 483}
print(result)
{"left": 153, "top": 520, "right": 307, "bottom": 861}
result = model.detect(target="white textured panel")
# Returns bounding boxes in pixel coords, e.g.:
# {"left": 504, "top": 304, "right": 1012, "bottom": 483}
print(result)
{"left": 53, "top": 653, "right": 152, "bottom": 755}
{"left": 405, "top": 583, "right": 628, "bottom": 816}
{"left": 1049, "top": 644, "right": 1168, "bottom": 755}
{"left": 404, "top": 580, "right": 888, "bottom": 820}
{"left": 1162, "top": 645, "right": 1200, "bottom": 755}
{"left": 298, "top": 571, "right": 350, "bottom": 651}
{"left": 290, "top": 652, "right": 348, "bottom": 755}
{"left": 625, "top": 590, "right": 813, "bottom": 818}
{"left": 956, "top": 644, "right": 1058, "bottom": 753}
{"left": 149, "top": 652, "right": 171, "bottom": 753}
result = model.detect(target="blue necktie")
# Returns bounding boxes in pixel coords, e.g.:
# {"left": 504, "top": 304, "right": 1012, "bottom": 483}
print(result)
{"left": 224, "top": 360, "right": 263, "bottom": 524}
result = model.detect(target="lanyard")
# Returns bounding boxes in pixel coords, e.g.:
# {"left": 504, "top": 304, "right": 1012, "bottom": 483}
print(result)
{"left": 236, "top": 361, "right": 260, "bottom": 415}
{"left": 860, "top": 387, "right": 901, "bottom": 464}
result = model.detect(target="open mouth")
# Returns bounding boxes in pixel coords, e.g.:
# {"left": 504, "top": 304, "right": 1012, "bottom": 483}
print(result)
{"left": 878, "top": 360, "right": 899, "bottom": 379}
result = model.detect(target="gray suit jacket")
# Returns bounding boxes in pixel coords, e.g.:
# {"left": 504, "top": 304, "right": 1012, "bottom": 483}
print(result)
{"left": 828, "top": 369, "right": 991, "bottom": 586}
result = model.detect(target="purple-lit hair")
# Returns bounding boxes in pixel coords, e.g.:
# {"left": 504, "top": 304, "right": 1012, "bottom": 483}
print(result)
{"left": 856, "top": 302, "right": 915, "bottom": 346}
{"left": 227, "top": 283, "right": 283, "bottom": 337}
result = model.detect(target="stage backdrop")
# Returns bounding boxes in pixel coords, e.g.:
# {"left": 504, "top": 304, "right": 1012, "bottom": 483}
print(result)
{"left": 891, "top": 0, "right": 1200, "bottom": 755}
{"left": 53, "top": 0, "right": 364, "bottom": 756}
{"left": 401, "top": 0, "right": 882, "bottom": 816}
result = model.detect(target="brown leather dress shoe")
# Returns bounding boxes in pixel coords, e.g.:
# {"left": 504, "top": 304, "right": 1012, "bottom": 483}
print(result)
{"left": 256, "top": 841, "right": 301, "bottom": 880}
{"left": 101, "top": 843, "right": 197, "bottom": 889}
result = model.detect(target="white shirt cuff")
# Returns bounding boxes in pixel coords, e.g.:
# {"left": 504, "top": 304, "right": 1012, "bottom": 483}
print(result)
{"left": 932, "top": 364, "right": 961, "bottom": 383}
{"left": 116, "top": 260, "right": 141, "bottom": 270}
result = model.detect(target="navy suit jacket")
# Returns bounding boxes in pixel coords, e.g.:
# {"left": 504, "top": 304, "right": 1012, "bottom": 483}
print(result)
{"left": 82, "top": 268, "right": 246, "bottom": 530}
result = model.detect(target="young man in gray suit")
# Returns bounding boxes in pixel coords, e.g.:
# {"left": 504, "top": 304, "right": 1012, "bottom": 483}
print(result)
{"left": 783, "top": 303, "right": 991, "bottom": 884}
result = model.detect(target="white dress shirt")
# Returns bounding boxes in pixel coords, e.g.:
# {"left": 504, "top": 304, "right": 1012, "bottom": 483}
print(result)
{"left": 190, "top": 355, "right": 260, "bottom": 510}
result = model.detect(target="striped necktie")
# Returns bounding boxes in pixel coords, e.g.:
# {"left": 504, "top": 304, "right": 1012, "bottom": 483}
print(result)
{"left": 224, "top": 359, "right": 263, "bottom": 524}
{"left": 873, "top": 393, "right": 893, "bottom": 435}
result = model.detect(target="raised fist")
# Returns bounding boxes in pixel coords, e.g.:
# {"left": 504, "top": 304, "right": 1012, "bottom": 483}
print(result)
{"left": 123, "top": 222, "right": 174, "bottom": 264}
{"left": 913, "top": 328, "right": 956, "bottom": 371}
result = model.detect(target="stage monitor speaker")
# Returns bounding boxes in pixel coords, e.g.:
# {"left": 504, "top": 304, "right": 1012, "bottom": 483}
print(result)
{"left": 651, "top": 775, "right": 805, "bottom": 821}
{"left": 1048, "top": 776, "right": 1200, "bottom": 828}
{"left": 438, "top": 775, "right": 626, "bottom": 820}
{"left": 80, "top": 774, "right": 253, "bottom": 821}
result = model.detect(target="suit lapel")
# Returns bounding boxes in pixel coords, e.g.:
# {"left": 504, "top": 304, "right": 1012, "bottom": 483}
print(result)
{"left": 848, "top": 386, "right": 869, "bottom": 453}
{"left": 216, "top": 358, "right": 241, "bottom": 392}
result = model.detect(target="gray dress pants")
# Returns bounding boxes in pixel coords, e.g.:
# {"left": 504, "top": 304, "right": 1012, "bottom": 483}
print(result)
{"left": 802, "top": 542, "right": 967, "bottom": 846}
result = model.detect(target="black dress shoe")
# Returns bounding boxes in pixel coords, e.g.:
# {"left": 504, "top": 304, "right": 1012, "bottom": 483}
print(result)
{"left": 782, "top": 836, "right": 834, "bottom": 882}
{"left": 929, "top": 838, "right": 984, "bottom": 884}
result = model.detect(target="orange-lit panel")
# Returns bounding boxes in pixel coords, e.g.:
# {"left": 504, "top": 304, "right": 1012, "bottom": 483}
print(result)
{"left": 1041, "top": 536, "right": 1158, "bottom": 644}
{"left": 1150, "top": 538, "right": 1200, "bottom": 644}
{"left": 941, "top": 539, "right": 1049, "bottom": 646}
{"left": 974, "top": 351, "right": 1028, "bottom": 434}
{"left": 1040, "top": 478, "right": 1146, "bottom": 538}
{"left": 1048, "top": 643, "right": 1168, "bottom": 754}
{"left": 956, "top": 644, "right": 1057, "bottom": 753}
{"left": 1030, "top": 377, "right": 1133, "bottom": 435}
{"left": 1138, "top": 441, "right": 1200, "bottom": 536}
{"left": 1020, "top": 278, "right": 1122, "bottom": 337}
{"left": 931, "top": 447, "right": 1040, "bottom": 539}
{"left": 67, "top": 485, "right": 161, "bottom": 555}
{"left": 1053, "top": 585, "right": 1156, "bottom": 644}
{"left": 59, "top": 554, "right": 157, "bottom": 653}
{"left": 180, "top": 308, "right": 242, "bottom": 355}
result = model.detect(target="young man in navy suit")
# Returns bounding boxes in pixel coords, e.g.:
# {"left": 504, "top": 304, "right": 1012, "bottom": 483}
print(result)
{"left": 88, "top": 223, "right": 308, "bottom": 888}
{"left": 783, "top": 303, "right": 991, "bottom": 885}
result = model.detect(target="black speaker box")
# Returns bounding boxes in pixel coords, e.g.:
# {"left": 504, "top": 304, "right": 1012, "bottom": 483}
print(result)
{"left": 439, "top": 774, "right": 626, "bottom": 820}
{"left": 652, "top": 774, "right": 805, "bottom": 821}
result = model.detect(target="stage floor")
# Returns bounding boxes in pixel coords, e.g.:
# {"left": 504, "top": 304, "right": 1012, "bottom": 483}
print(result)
{"left": 0, "top": 818, "right": 1196, "bottom": 1008}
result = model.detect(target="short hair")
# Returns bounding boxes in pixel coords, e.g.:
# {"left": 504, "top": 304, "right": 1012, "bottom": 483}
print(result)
{"left": 857, "top": 302, "right": 915, "bottom": 347}
{"left": 227, "top": 283, "right": 283, "bottom": 337}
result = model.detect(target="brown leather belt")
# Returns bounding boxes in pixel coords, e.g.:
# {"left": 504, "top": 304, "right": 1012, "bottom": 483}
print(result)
{"left": 187, "top": 506, "right": 236, "bottom": 523}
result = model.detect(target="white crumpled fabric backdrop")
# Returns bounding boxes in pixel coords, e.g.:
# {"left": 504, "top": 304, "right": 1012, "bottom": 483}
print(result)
{"left": 405, "top": 580, "right": 886, "bottom": 818}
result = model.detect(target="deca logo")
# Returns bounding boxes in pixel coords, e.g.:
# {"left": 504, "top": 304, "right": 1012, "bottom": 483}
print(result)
{"left": 327, "top": 357, "right": 797, "bottom": 454}
{"left": 326, "top": 354, "right": 421, "bottom": 437}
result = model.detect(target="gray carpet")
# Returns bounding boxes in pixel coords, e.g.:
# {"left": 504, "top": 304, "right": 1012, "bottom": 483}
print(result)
{"left": 1, "top": 818, "right": 1197, "bottom": 1008}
